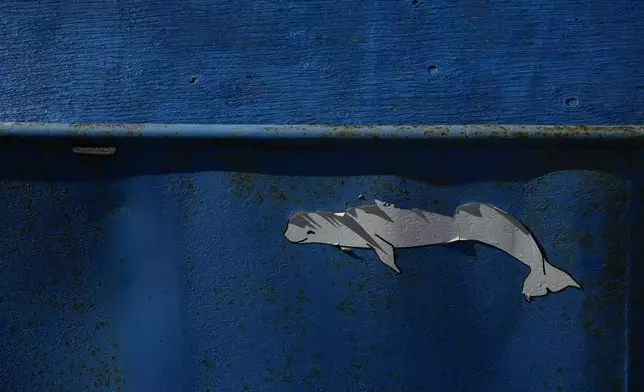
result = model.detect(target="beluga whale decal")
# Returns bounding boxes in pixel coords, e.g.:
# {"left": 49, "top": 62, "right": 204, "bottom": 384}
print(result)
{"left": 283, "top": 200, "right": 581, "bottom": 301}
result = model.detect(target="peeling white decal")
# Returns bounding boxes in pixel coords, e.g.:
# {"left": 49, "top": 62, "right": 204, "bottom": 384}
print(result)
{"left": 284, "top": 200, "right": 581, "bottom": 301}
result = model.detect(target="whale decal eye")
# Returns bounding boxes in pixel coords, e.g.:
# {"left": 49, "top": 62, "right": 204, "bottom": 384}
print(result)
{"left": 306, "top": 230, "right": 315, "bottom": 235}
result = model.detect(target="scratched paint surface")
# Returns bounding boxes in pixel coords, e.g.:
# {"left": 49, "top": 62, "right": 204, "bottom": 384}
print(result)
{"left": 0, "top": 141, "right": 635, "bottom": 391}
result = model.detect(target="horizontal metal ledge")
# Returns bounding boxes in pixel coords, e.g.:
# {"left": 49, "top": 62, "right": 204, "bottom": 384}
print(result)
{"left": 1, "top": 123, "right": 643, "bottom": 140}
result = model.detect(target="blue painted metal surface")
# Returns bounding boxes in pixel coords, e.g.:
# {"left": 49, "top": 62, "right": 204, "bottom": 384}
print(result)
{"left": 0, "top": 0, "right": 642, "bottom": 391}
{"left": 0, "top": 136, "right": 638, "bottom": 391}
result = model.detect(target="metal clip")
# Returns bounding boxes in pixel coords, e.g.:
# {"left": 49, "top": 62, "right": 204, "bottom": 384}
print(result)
{"left": 72, "top": 146, "right": 116, "bottom": 155}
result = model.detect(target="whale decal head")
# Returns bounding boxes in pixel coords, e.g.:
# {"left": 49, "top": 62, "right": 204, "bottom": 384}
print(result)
{"left": 283, "top": 212, "right": 319, "bottom": 244}
{"left": 283, "top": 211, "right": 347, "bottom": 245}
{"left": 284, "top": 207, "right": 406, "bottom": 272}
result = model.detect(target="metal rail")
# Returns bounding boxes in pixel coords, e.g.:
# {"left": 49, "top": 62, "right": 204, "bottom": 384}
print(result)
{"left": 1, "top": 122, "right": 643, "bottom": 139}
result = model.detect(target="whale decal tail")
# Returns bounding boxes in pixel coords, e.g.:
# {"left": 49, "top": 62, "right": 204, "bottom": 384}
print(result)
{"left": 522, "top": 259, "right": 582, "bottom": 302}
{"left": 455, "top": 202, "right": 581, "bottom": 301}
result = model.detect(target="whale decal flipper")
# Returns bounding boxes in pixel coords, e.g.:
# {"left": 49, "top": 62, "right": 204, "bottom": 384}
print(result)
{"left": 369, "top": 235, "right": 399, "bottom": 273}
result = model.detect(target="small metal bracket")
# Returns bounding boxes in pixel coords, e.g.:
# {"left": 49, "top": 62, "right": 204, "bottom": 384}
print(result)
{"left": 72, "top": 146, "right": 116, "bottom": 155}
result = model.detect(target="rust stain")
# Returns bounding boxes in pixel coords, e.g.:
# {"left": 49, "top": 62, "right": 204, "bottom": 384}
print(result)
{"left": 224, "top": 172, "right": 258, "bottom": 199}
{"left": 67, "top": 123, "right": 146, "bottom": 137}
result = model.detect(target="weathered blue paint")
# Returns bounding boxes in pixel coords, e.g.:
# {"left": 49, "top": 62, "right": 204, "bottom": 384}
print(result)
{"left": 0, "top": 0, "right": 642, "bottom": 391}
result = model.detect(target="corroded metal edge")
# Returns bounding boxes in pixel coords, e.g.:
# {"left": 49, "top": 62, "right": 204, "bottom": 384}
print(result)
{"left": 1, "top": 122, "right": 643, "bottom": 139}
